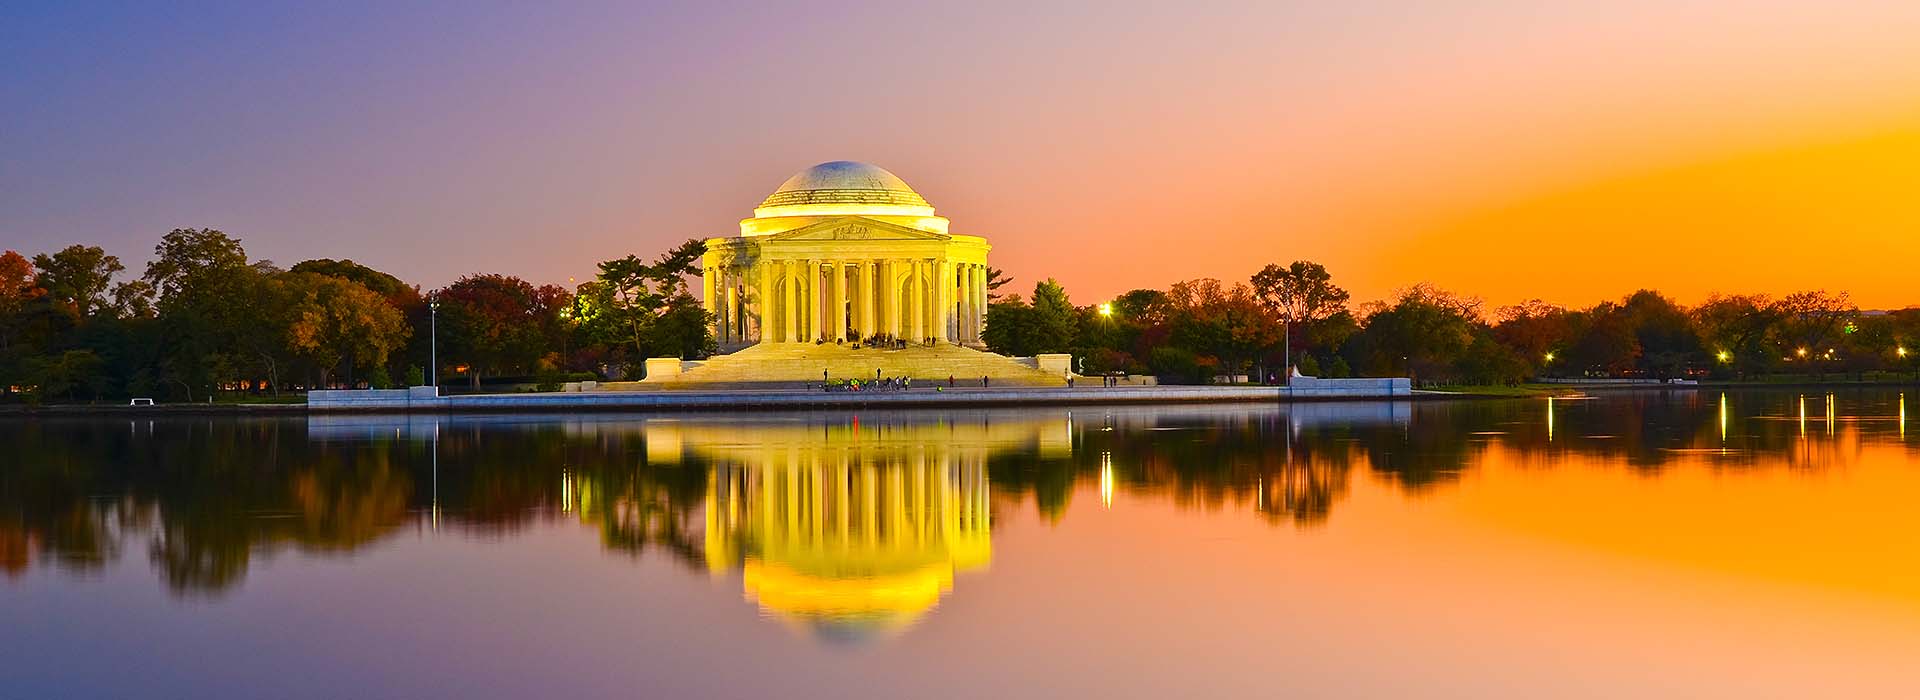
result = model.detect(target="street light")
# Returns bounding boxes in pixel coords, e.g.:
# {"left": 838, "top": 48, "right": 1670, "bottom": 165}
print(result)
{"left": 1716, "top": 350, "right": 1731, "bottom": 363}
{"left": 1543, "top": 352, "right": 1555, "bottom": 363}
{"left": 429, "top": 298, "right": 439, "bottom": 388}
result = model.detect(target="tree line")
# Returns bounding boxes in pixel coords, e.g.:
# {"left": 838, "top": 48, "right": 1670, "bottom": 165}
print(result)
{"left": 6, "top": 229, "right": 1916, "bottom": 402}
{"left": 982, "top": 263, "right": 1920, "bottom": 385}
{"left": 0, "top": 229, "right": 709, "bottom": 402}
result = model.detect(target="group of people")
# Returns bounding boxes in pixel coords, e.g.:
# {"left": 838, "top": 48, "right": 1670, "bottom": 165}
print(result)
{"left": 824, "top": 333, "right": 937, "bottom": 350}
{"left": 821, "top": 377, "right": 913, "bottom": 392}
{"left": 818, "top": 371, "right": 995, "bottom": 392}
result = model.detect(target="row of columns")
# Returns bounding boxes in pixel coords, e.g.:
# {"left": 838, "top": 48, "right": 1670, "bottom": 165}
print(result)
{"left": 704, "top": 259, "right": 990, "bottom": 345}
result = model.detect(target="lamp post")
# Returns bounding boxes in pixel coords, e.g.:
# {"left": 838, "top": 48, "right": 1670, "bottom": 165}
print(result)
{"left": 1282, "top": 316, "right": 1290, "bottom": 385}
{"left": 429, "top": 299, "right": 439, "bottom": 388}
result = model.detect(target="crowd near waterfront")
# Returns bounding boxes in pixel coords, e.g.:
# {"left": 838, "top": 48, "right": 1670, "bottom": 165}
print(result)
{"left": 3, "top": 230, "right": 1916, "bottom": 405}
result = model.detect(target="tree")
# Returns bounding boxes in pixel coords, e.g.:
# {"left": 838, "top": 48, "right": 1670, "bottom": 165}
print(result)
{"left": 279, "top": 272, "right": 410, "bottom": 387}
{"left": 575, "top": 239, "right": 711, "bottom": 370}
{"left": 1454, "top": 332, "right": 1530, "bottom": 385}
{"left": 142, "top": 229, "right": 262, "bottom": 399}
{"left": 1773, "top": 290, "right": 1856, "bottom": 376}
{"left": 984, "top": 267, "right": 1014, "bottom": 301}
{"left": 1166, "top": 278, "right": 1278, "bottom": 378}
{"left": 1567, "top": 303, "right": 1639, "bottom": 376}
{"left": 110, "top": 280, "right": 156, "bottom": 319}
{"left": 1618, "top": 290, "right": 1702, "bottom": 379}
{"left": 982, "top": 295, "right": 1037, "bottom": 356}
{"left": 1029, "top": 279, "right": 1078, "bottom": 353}
{"left": 1347, "top": 287, "right": 1477, "bottom": 382}
{"left": 1251, "top": 261, "right": 1350, "bottom": 324}
{"left": 983, "top": 280, "right": 1079, "bottom": 358}
{"left": 26, "top": 349, "right": 106, "bottom": 401}
{"left": 1111, "top": 289, "right": 1171, "bottom": 327}
{"left": 32, "top": 245, "right": 123, "bottom": 318}
{"left": 435, "top": 274, "right": 551, "bottom": 387}
{"left": 0, "top": 251, "right": 44, "bottom": 353}
{"left": 144, "top": 229, "right": 251, "bottom": 304}
{"left": 1493, "top": 299, "right": 1573, "bottom": 367}
{"left": 1693, "top": 294, "right": 1778, "bottom": 378}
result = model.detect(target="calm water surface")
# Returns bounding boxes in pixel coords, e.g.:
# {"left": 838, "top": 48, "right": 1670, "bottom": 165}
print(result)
{"left": 5, "top": 390, "right": 1920, "bottom": 698}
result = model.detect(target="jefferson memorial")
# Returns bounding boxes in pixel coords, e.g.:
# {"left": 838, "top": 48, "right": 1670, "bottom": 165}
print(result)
{"left": 700, "top": 160, "right": 991, "bottom": 347}
{"left": 643, "top": 161, "right": 1067, "bottom": 386}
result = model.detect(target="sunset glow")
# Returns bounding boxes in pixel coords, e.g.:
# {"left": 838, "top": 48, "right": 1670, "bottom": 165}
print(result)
{"left": 6, "top": 2, "right": 1920, "bottom": 307}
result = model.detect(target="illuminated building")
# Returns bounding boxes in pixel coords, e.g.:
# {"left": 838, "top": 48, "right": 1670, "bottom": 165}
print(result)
{"left": 700, "top": 161, "right": 990, "bottom": 347}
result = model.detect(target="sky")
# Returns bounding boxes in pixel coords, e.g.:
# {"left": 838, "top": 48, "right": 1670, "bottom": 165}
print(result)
{"left": 4, "top": 0, "right": 1920, "bottom": 310}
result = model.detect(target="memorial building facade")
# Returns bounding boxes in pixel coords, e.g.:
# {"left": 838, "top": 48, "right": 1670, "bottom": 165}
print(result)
{"left": 701, "top": 161, "right": 991, "bottom": 349}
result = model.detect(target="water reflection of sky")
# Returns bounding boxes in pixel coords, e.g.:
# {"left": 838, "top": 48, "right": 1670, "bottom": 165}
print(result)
{"left": 4, "top": 391, "right": 1920, "bottom": 697}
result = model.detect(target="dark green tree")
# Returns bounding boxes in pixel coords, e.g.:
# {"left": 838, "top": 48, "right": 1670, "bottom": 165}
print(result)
{"left": 32, "top": 245, "right": 123, "bottom": 318}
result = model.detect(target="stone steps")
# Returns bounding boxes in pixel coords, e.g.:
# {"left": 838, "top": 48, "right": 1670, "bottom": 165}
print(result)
{"left": 653, "top": 343, "right": 1067, "bottom": 387}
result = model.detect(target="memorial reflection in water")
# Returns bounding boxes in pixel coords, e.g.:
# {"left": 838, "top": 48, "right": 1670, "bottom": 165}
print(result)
{"left": 658, "top": 418, "right": 1055, "bottom": 640}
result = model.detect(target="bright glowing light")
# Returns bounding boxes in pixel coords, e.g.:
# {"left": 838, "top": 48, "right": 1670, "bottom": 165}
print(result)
{"left": 1716, "top": 350, "right": 1732, "bottom": 363}
{"left": 1718, "top": 393, "right": 1728, "bottom": 444}
{"left": 1827, "top": 393, "right": 1836, "bottom": 434}
{"left": 1099, "top": 451, "right": 1114, "bottom": 509}
{"left": 1098, "top": 302, "right": 1113, "bottom": 317}
{"left": 1797, "top": 348, "right": 1810, "bottom": 358}
{"left": 1544, "top": 352, "right": 1556, "bottom": 362}
{"left": 1900, "top": 347, "right": 1909, "bottom": 358}
{"left": 1546, "top": 395, "right": 1555, "bottom": 441}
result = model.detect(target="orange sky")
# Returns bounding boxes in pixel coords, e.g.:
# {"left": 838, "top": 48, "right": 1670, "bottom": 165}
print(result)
{"left": 7, "top": 2, "right": 1920, "bottom": 309}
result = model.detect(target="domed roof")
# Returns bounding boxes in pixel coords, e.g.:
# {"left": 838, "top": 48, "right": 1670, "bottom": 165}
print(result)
{"left": 758, "top": 161, "right": 931, "bottom": 209}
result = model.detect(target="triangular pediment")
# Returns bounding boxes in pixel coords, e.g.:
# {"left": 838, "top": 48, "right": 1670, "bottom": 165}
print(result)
{"left": 763, "top": 217, "right": 950, "bottom": 242}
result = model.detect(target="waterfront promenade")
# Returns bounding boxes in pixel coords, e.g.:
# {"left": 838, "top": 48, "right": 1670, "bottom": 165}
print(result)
{"left": 308, "top": 377, "right": 1411, "bottom": 413}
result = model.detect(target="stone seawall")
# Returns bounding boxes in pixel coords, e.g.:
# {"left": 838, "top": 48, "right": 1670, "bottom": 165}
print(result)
{"left": 308, "top": 378, "right": 1411, "bottom": 413}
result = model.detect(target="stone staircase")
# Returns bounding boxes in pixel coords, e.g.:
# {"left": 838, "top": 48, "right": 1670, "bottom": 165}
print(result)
{"left": 641, "top": 343, "right": 1068, "bottom": 388}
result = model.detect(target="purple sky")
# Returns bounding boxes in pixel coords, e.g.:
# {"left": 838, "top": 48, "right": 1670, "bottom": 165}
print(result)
{"left": 7, "top": 1, "right": 1920, "bottom": 305}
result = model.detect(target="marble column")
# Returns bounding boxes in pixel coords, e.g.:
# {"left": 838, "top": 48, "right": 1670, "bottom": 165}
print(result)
{"left": 831, "top": 261, "right": 847, "bottom": 342}
{"left": 881, "top": 259, "right": 897, "bottom": 339}
{"left": 702, "top": 266, "right": 716, "bottom": 325}
{"left": 973, "top": 265, "right": 987, "bottom": 341}
{"left": 934, "top": 260, "right": 950, "bottom": 343}
{"left": 724, "top": 270, "right": 740, "bottom": 343}
{"left": 960, "top": 263, "right": 974, "bottom": 341}
{"left": 909, "top": 260, "right": 925, "bottom": 342}
{"left": 783, "top": 261, "right": 798, "bottom": 343}
{"left": 757, "top": 262, "right": 774, "bottom": 343}
{"left": 857, "top": 261, "right": 872, "bottom": 339}
{"left": 806, "top": 260, "right": 821, "bottom": 342}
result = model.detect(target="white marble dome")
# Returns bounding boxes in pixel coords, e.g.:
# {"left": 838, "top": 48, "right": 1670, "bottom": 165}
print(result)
{"left": 752, "top": 161, "right": 936, "bottom": 221}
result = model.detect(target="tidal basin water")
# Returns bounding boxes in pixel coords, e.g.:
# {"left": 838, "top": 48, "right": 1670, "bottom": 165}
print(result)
{"left": 6, "top": 391, "right": 1920, "bottom": 698}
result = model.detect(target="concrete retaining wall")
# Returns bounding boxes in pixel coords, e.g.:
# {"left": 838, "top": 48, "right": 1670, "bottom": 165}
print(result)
{"left": 308, "top": 386, "right": 443, "bottom": 410}
{"left": 308, "top": 377, "right": 1410, "bottom": 413}
{"left": 1287, "top": 376, "right": 1412, "bottom": 397}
